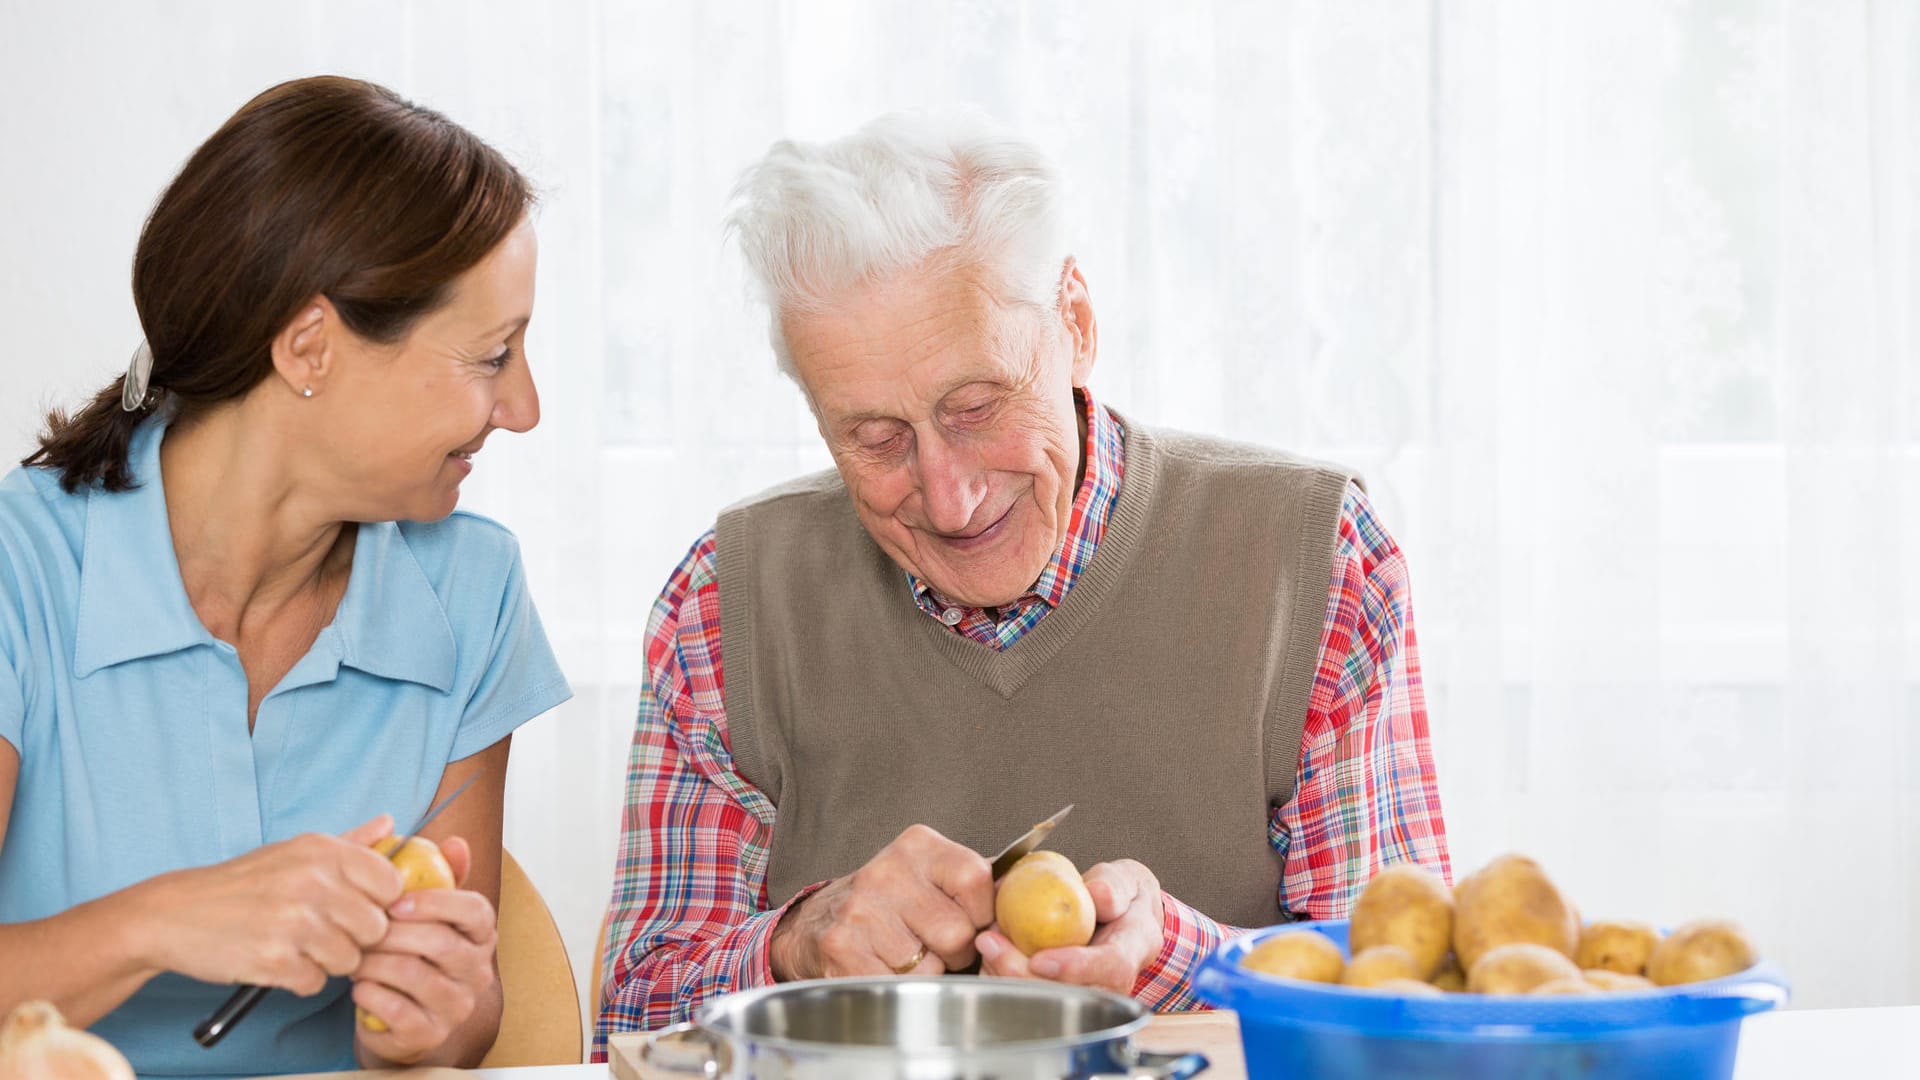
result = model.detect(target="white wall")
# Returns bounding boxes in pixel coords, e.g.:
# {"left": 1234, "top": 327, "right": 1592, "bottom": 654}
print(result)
{"left": 3, "top": 0, "right": 1916, "bottom": 1027}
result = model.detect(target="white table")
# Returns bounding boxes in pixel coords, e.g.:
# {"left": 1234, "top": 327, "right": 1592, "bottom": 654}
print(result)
{"left": 308, "top": 1006, "right": 1915, "bottom": 1080}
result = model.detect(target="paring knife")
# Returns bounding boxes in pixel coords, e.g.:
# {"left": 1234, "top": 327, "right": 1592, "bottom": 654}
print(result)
{"left": 192, "top": 770, "right": 486, "bottom": 1049}
{"left": 988, "top": 804, "right": 1073, "bottom": 880}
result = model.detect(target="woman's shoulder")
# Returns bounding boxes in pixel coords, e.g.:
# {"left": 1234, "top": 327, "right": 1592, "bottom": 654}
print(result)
{"left": 0, "top": 466, "right": 86, "bottom": 583}
{"left": 394, "top": 508, "right": 525, "bottom": 573}
{"left": 389, "top": 510, "right": 532, "bottom": 625}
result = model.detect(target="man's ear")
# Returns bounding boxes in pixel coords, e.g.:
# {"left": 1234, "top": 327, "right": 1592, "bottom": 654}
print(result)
{"left": 1058, "top": 258, "right": 1098, "bottom": 387}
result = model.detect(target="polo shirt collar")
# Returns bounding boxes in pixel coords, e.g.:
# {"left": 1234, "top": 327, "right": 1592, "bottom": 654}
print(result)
{"left": 73, "top": 416, "right": 456, "bottom": 692}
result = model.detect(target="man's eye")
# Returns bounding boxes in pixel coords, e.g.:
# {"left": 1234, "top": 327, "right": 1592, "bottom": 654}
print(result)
{"left": 953, "top": 403, "right": 993, "bottom": 423}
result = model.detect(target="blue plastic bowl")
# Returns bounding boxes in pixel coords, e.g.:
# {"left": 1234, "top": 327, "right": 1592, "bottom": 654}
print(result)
{"left": 1193, "top": 921, "right": 1789, "bottom": 1080}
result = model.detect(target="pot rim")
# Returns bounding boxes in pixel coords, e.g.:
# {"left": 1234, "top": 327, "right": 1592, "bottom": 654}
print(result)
{"left": 688, "top": 974, "right": 1154, "bottom": 1057}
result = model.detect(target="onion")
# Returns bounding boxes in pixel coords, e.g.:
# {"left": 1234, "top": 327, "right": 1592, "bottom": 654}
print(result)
{"left": 0, "top": 1002, "right": 135, "bottom": 1080}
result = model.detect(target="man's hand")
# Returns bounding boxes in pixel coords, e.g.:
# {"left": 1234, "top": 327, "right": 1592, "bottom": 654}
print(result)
{"left": 769, "top": 825, "right": 994, "bottom": 980}
{"left": 975, "top": 859, "right": 1165, "bottom": 995}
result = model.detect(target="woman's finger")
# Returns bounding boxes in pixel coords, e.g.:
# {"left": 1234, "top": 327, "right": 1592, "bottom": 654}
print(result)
{"left": 390, "top": 889, "right": 496, "bottom": 946}
{"left": 438, "top": 836, "right": 472, "bottom": 887}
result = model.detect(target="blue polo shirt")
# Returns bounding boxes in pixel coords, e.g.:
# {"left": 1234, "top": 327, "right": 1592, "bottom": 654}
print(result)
{"left": 0, "top": 416, "right": 572, "bottom": 1079}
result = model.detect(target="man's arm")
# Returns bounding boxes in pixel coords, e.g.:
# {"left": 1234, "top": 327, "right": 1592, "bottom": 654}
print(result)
{"left": 1127, "top": 482, "right": 1452, "bottom": 1010}
{"left": 593, "top": 534, "right": 796, "bottom": 1056}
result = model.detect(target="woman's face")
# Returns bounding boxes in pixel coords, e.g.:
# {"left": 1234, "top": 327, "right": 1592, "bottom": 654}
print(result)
{"left": 309, "top": 218, "right": 542, "bottom": 523}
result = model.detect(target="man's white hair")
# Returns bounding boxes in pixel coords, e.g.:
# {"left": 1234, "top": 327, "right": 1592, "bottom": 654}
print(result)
{"left": 726, "top": 111, "right": 1070, "bottom": 375}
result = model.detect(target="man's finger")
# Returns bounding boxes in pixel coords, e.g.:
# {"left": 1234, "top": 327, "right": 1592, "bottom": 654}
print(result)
{"left": 900, "top": 884, "right": 982, "bottom": 971}
{"left": 1082, "top": 868, "right": 1138, "bottom": 924}
{"left": 923, "top": 844, "right": 995, "bottom": 930}
{"left": 974, "top": 930, "right": 1033, "bottom": 979}
{"left": 1028, "top": 944, "right": 1135, "bottom": 993}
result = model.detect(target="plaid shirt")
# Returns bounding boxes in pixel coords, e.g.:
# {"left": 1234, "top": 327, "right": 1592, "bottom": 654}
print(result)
{"left": 595, "top": 392, "right": 1450, "bottom": 1055}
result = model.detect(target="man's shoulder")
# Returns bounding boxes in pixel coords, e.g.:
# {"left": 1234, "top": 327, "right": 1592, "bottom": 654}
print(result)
{"left": 720, "top": 468, "right": 848, "bottom": 517}
{"left": 1140, "top": 423, "right": 1357, "bottom": 482}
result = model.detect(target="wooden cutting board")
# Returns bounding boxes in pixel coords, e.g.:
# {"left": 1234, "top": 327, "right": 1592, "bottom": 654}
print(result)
{"left": 606, "top": 1010, "right": 1247, "bottom": 1080}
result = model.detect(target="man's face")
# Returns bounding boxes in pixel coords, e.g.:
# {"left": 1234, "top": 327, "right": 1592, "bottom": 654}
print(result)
{"left": 783, "top": 263, "right": 1097, "bottom": 608}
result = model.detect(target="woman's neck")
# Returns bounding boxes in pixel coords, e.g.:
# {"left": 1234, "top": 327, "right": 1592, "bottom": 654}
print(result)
{"left": 158, "top": 403, "right": 354, "bottom": 641}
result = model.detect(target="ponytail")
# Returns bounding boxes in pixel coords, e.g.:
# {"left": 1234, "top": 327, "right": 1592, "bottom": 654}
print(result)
{"left": 22, "top": 378, "right": 153, "bottom": 493}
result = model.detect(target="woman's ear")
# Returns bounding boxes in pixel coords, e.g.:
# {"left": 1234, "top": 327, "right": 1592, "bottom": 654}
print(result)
{"left": 269, "top": 297, "right": 337, "bottom": 399}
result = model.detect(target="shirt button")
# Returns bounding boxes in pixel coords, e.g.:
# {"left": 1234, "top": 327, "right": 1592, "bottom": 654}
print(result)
{"left": 941, "top": 608, "right": 963, "bottom": 626}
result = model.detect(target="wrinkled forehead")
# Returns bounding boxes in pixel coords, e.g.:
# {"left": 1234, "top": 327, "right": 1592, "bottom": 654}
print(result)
{"left": 783, "top": 270, "right": 1049, "bottom": 420}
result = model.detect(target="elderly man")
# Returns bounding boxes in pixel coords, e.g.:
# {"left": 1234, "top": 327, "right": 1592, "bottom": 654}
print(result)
{"left": 595, "top": 115, "right": 1448, "bottom": 1050}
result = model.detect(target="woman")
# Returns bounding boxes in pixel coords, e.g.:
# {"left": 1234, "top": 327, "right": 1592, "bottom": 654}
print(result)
{"left": 0, "top": 77, "right": 570, "bottom": 1077}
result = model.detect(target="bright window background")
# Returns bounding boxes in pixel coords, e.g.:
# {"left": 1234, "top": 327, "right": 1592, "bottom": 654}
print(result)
{"left": 2, "top": 0, "right": 1915, "bottom": 1020}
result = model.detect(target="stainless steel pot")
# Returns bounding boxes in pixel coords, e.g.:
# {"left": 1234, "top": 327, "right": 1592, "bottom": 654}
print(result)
{"left": 632, "top": 976, "right": 1209, "bottom": 1080}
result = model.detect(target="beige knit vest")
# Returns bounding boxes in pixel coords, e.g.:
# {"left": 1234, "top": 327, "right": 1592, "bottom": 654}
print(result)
{"left": 715, "top": 418, "right": 1354, "bottom": 929}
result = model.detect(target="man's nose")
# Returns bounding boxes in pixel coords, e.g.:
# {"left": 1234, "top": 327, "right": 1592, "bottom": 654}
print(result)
{"left": 916, "top": 432, "right": 988, "bottom": 535}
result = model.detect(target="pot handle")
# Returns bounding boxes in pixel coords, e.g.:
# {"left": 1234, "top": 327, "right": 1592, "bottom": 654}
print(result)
{"left": 1080, "top": 1048, "right": 1210, "bottom": 1080}
{"left": 635, "top": 1022, "right": 731, "bottom": 1080}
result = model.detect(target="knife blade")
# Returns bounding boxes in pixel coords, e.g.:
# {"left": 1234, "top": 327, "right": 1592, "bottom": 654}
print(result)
{"left": 988, "top": 804, "right": 1073, "bottom": 880}
{"left": 193, "top": 769, "right": 487, "bottom": 1049}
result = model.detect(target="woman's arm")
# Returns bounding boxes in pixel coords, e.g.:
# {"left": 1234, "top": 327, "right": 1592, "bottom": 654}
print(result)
{"left": 0, "top": 742, "right": 163, "bottom": 1024}
{"left": 351, "top": 737, "right": 510, "bottom": 1069}
{"left": 0, "top": 740, "right": 404, "bottom": 1025}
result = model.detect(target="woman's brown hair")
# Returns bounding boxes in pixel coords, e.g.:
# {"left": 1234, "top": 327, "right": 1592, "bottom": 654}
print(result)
{"left": 24, "top": 75, "right": 534, "bottom": 492}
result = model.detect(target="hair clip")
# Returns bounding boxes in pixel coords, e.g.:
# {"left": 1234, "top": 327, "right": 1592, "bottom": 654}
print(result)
{"left": 121, "top": 340, "right": 156, "bottom": 412}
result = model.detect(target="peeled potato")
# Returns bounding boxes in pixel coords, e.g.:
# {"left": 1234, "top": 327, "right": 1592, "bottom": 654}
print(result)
{"left": 1341, "top": 944, "right": 1423, "bottom": 988}
{"left": 1371, "top": 978, "right": 1445, "bottom": 997}
{"left": 1531, "top": 976, "right": 1596, "bottom": 996}
{"left": 1467, "top": 942, "right": 1582, "bottom": 995}
{"left": 1430, "top": 954, "right": 1467, "bottom": 992}
{"left": 1584, "top": 969, "right": 1656, "bottom": 992}
{"left": 1349, "top": 863, "right": 1454, "bottom": 980}
{"left": 1577, "top": 920, "right": 1660, "bottom": 975}
{"left": 1240, "top": 931, "right": 1345, "bottom": 983}
{"left": 1452, "top": 854, "right": 1580, "bottom": 971}
{"left": 358, "top": 835, "right": 457, "bottom": 1033}
{"left": 995, "top": 852, "right": 1096, "bottom": 956}
{"left": 1647, "top": 918, "right": 1757, "bottom": 986}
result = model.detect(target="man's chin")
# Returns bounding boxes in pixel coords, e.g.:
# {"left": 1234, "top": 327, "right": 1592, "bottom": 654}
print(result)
{"left": 918, "top": 564, "right": 1041, "bottom": 610}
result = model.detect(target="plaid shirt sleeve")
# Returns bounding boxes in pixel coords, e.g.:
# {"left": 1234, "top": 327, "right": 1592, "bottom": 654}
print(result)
{"left": 1130, "top": 481, "right": 1452, "bottom": 1010}
{"left": 593, "top": 531, "right": 803, "bottom": 1057}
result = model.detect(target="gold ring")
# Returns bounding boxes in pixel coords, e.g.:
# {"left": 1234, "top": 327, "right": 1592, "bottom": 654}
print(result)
{"left": 891, "top": 944, "right": 927, "bottom": 975}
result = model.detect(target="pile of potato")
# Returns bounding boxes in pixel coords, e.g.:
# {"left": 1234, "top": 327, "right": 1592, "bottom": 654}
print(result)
{"left": 1240, "top": 854, "right": 1759, "bottom": 996}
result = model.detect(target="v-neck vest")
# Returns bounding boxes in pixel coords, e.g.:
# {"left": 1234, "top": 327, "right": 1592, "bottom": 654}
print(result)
{"left": 715, "top": 418, "right": 1353, "bottom": 928}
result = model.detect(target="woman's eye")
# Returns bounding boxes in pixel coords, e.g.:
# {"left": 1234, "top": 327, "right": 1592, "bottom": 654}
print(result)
{"left": 485, "top": 348, "right": 513, "bottom": 371}
{"left": 953, "top": 403, "right": 993, "bottom": 423}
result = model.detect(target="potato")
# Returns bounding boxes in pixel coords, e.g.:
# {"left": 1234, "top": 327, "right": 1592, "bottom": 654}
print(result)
{"left": 1341, "top": 945, "right": 1423, "bottom": 988}
{"left": 995, "top": 852, "right": 1096, "bottom": 955}
{"left": 1430, "top": 954, "right": 1467, "bottom": 992}
{"left": 1647, "top": 918, "right": 1758, "bottom": 986}
{"left": 1349, "top": 863, "right": 1454, "bottom": 979}
{"left": 1241, "top": 931, "right": 1345, "bottom": 983}
{"left": 1370, "top": 978, "right": 1445, "bottom": 997}
{"left": 1577, "top": 920, "right": 1660, "bottom": 975}
{"left": 1452, "top": 854, "right": 1580, "bottom": 971}
{"left": 1467, "top": 942, "right": 1582, "bottom": 995}
{"left": 1531, "top": 976, "right": 1596, "bottom": 996}
{"left": 1583, "top": 969, "right": 1656, "bottom": 992}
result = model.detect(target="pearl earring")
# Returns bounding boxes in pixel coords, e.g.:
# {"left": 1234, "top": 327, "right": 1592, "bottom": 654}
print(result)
{"left": 302, "top": 386, "right": 313, "bottom": 398}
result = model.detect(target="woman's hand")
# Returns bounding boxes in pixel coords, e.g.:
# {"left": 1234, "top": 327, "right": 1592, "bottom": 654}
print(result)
{"left": 350, "top": 837, "right": 501, "bottom": 1067}
{"left": 140, "top": 816, "right": 404, "bottom": 995}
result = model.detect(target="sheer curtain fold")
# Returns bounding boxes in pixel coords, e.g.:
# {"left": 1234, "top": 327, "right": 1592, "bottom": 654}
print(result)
{"left": 0, "top": 0, "right": 1912, "bottom": 1019}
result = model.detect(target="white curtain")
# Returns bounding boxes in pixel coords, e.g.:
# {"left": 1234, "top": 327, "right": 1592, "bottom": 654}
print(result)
{"left": 2, "top": 0, "right": 1914, "bottom": 1019}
